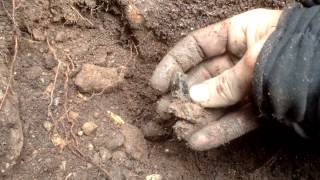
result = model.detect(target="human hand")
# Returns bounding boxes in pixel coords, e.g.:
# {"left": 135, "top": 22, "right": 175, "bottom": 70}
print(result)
{"left": 151, "top": 9, "right": 283, "bottom": 151}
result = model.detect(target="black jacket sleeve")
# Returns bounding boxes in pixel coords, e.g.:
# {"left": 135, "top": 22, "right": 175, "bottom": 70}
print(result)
{"left": 253, "top": 6, "right": 320, "bottom": 138}
{"left": 299, "top": 0, "right": 320, "bottom": 7}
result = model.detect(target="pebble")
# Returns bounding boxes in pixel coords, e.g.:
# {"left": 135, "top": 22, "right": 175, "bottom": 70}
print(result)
{"left": 32, "top": 28, "right": 46, "bottom": 41}
{"left": 77, "top": 131, "right": 84, "bottom": 136}
{"left": 146, "top": 174, "right": 163, "bottom": 180}
{"left": 82, "top": 121, "right": 98, "bottom": 136}
{"left": 69, "top": 111, "right": 79, "bottom": 120}
{"left": 88, "top": 143, "right": 94, "bottom": 151}
{"left": 120, "top": 124, "right": 148, "bottom": 160}
{"left": 43, "top": 121, "right": 53, "bottom": 132}
{"left": 75, "top": 64, "right": 125, "bottom": 93}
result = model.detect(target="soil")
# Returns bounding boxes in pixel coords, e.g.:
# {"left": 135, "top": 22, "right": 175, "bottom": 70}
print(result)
{"left": 2, "top": 0, "right": 320, "bottom": 179}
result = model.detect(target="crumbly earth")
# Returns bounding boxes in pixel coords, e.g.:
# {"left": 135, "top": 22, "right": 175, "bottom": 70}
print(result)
{"left": 1, "top": 0, "right": 320, "bottom": 179}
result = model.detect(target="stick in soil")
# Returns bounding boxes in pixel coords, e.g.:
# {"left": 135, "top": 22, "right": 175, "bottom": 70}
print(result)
{"left": 0, "top": 0, "right": 19, "bottom": 111}
{"left": 46, "top": 38, "right": 62, "bottom": 134}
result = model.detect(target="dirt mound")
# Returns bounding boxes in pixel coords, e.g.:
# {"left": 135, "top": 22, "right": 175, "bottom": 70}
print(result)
{"left": 1, "top": 0, "right": 320, "bottom": 179}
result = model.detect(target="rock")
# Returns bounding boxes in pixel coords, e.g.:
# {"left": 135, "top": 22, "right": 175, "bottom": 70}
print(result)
{"left": 43, "top": 121, "right": 53, "bottom": 132}
{"left": 88, "top": 143, "right": 94, "bottom": 151}
{"left": 77, "top": 131, "right": 84, "bottom": 136}
{"left": 105, "top": 131, "right": 125, "bottom": 151}
{"left": 112, "top": 151, "right": 127, "bottom": 163}
{"left": 142, "top": 121, "right": 171, "bottom": 141}
{"left": 82, "top": 121, "right": 98, "bottom": 136}
{"left": 32, "top": 28, "right": 46, "bottom": 41}
{"left": 120, "top": 124, "right": 148, "bottom": 160}
{"left": 69, "top": 111, "right": 79, "bottom": 120}
{"left": 99, "top": 148, "right": 112, "bottom": 162}
{"left": 0, "top": 62, "right": 23, "bottom": 175}
{"left": 75, "top": 64, "right": 125, "bottom": 93}
{"left": 146, "top": 174, "right": 163, "bottom": 180}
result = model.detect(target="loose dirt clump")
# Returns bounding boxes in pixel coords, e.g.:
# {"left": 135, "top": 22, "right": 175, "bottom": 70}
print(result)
{"left": 2, "top": 0, "right": 320, "bottom": 179}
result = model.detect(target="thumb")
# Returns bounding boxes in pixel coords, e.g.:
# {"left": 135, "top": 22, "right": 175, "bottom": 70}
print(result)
{"left": 189, "top": 40, "right": 265, "bottom": 108}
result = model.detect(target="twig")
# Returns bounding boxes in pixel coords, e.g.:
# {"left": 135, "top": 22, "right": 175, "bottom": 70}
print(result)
{"left": 0, "top": 0, "right": 19, "bottom": 111}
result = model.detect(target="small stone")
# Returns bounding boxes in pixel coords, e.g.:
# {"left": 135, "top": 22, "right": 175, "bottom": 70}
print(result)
{"left": 43, "top": 121, "right": 53, "bottom": 132}
{"left": 77, "top": 131, "right": 84, "bottom": 136}
{"left": 146, "top": 174, "right": 163, "bottom": 180}
{"left": 99, "top": 148, "right": 112, "bottom": 161}
{"left": 32, "top": 28, "right": 46, "bottom": 41}
{"left": 75, "top": 64, "right": 125, "bottom": 93}
{"left": 88, "top": 143, "right": 94, "bottom": 151}
{"left": 82, "top": 121, "right": 98, "bottom": 136}
{"left": 93, "top": 111, "right": 100, "bottom": 118}
{"left": 120, "top": 124, "right": 147, "bottom": 160}
{"left": 69, "top": 111, "right": 79, "bottom": 120}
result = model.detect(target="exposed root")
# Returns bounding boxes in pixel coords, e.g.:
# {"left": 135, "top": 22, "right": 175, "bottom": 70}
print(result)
{"left": 46, "top": 38, "right": 111, "bottom": 178}
{"left": 68, "top": 144, "right": 111, "bottom": 179}
{"left": 69, "top": 4, "right": 94, "bottom": 26}
{"left": 0, "top": 0, "right": 19, "bottom": 111}
{"left": 46, "top": 38, "right": 62, "bottom": 134}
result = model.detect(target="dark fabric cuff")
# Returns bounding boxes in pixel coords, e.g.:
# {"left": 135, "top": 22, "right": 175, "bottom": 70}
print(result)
{"left": 299, "top": 0, "right": 320, "bottom": 7}
{"left": 253, "top": 6, "right": 320, "bottom": 138}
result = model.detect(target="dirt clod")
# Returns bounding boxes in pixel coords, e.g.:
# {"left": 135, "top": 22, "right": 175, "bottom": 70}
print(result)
{"left": 75, "top": 64, "right": 125, "bottom": 93}
{"left": 103, "top": 131, "right": 125, "bottom": 151}
{"left": 142, "top": 121, "right": 171, "bottom": 141}
{"left": 120, "top": 124, "right": 148, "bottom": 160}
{"left": 82, "top": 121, "right": 98, "bottom": 136}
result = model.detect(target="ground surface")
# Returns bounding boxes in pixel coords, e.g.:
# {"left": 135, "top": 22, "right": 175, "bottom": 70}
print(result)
{"left": 1, "top": 0, "right": 320, "bottom": 179}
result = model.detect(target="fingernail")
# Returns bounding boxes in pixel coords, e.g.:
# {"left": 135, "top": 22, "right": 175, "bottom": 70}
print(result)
{"left": 189, "top": 84, "right": 209, "bottom": 103}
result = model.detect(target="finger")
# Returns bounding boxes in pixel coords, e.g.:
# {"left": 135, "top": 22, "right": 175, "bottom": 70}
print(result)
{"left": 150, "top": 21, "right": 229, "bottom": 93}
{"left": 168, "top": 101, "right": 226, "bottom": 125}
{"left": 189, "top": 39, "right": 266, "bottom": 108}
{"left": 187, "top": 104, "right": 258, "bottom": 151}
{"left": 186, "top": 54, "right": 234, "bottom": 87}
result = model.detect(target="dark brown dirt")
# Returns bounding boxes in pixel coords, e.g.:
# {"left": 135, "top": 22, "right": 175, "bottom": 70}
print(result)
{"left": 2, "top": 0, "right": 320, "bottom": 179}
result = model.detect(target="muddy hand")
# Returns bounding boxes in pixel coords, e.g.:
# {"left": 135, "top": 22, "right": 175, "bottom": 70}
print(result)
{"left": 151, "top": 9, "right": 282, "bottom": 151}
